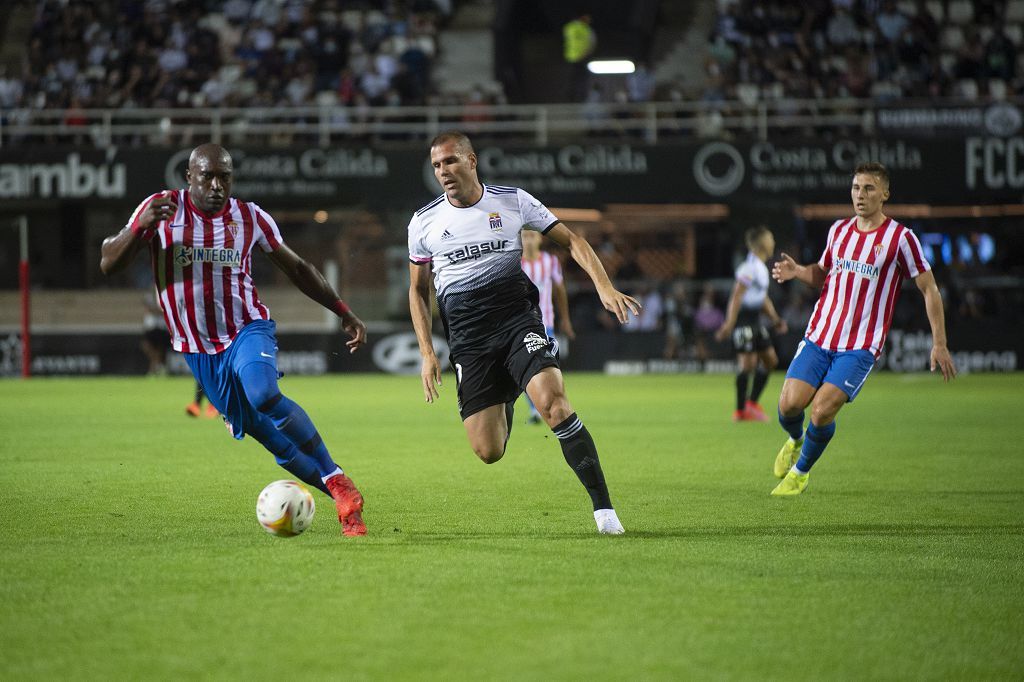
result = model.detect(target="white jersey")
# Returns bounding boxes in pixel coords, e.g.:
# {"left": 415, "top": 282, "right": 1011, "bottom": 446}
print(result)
{"left": 407, "top": 185, "right": 558, "bottom": 343}
{"left": 131, "top": 189, "right": 281, "bottom": 354}
{"left": 735, "top": 250, "right": 770, "bottom": 319}
{"left": 805, "top": 216, "right": 930, "bottom": 357}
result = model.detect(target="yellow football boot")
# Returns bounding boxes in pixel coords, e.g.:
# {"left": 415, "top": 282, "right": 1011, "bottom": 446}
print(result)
{"left": 771, "top": 470, "right": 810, "bottom": 497}
{"left": 774, "top": 438, "right": 803, "bottom": 478}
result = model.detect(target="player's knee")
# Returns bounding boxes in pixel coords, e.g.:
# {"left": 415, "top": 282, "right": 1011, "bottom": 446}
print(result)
{"left": 763, "top": 355, "right": 778, "bottom": 371}
{"left": 473, "top": 444, "right": 505, "bottom": 464}
{"left": 778, "top": 395, "right": 802, "bottom": 417}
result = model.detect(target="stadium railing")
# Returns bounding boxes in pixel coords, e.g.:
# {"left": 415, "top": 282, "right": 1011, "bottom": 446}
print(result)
{"left": 3, "top": 97, "right": 1000, "bottom": 148}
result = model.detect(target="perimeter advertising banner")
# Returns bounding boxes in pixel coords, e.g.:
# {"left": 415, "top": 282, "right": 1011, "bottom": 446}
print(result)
{"left": 1, "top": 322, "right": 1018, "bottom": 377}
{"left": 2, "top": 136, "right": 1023, "bottom": 206}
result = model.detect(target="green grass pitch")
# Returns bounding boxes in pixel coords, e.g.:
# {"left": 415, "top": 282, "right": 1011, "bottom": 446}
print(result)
{"left": 1, "top": 372, "right": 1022, "bottom": 679}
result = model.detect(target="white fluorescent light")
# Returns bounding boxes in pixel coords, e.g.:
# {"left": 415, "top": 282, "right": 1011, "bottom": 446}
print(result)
{"left": 587, "top": 60, "right": 635, "bottom": 75}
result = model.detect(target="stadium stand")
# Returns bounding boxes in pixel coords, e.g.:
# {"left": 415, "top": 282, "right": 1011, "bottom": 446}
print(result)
{"left": 7, "top": 0, "right": 443, "bottom": 111}
{"left": 707, "top": 0, "right": 1021, "bottom": 102}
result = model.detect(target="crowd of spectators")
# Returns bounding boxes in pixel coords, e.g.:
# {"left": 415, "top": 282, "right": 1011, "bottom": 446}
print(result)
{"left": 705, "top": 0, "right": 1021, "bottom": 105}
{"left": 0, "top": 0, "right": 446, "bottom": 114}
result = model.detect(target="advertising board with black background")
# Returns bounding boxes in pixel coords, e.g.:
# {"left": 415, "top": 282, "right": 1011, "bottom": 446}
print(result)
{"left": 3, "top": 132, "right": 1024, "bottom": 207}
{"left": 1, "top": 319, "right": 1018, "bottom": 377}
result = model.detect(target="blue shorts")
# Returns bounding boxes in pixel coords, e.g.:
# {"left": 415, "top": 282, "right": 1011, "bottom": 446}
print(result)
{"left": 184, "top": 319, "right": 279, "bottom": 440}
{"left": 785, "top": 338, "right": 876, "bottom": 402}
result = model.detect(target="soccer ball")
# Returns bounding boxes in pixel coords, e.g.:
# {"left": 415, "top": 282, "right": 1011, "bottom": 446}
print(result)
{"left": 256, "top": 480, "right": 316, "bottom": 537}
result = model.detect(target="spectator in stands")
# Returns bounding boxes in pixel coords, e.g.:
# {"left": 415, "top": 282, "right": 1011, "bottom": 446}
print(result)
{"left": 875, "top": 0, "right": 910, "bottom": 45}
{"left": 626, "top": 62, "right": 656, "bottom": 102}
{"left": 662, "top": 280, "right": 694, "bottom": 360}
{"left": 693, "top": 284, "right": 725, "bottom": 363}
{"left": 985, "top": 29, "right": 1017, "bottom": 82}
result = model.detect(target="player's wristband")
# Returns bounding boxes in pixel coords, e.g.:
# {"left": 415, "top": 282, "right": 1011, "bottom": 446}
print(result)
{"left": 331, "top": 300, "right": 351, "bottom": 316}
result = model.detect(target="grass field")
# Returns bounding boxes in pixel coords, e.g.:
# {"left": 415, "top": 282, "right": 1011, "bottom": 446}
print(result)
{"left": 1, "top": 372, "right": 1022, "bottom": 679}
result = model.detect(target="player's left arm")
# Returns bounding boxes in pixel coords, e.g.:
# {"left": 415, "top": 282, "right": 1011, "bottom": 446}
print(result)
{"left": 914, "top": 269, "right": 956, "bottom": 381}
{"left": 544, "top": 223, "right": 640, "bottom": 324}
{"left": 265, "top": 244, "right": 366, "bottom": 353}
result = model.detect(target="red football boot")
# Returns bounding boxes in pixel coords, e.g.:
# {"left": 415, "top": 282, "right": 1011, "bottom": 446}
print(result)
{"left": 744, "top": 400, "right": 769, "bottom": 422}
{"left": 204, "top": 403, "right": 219, "bottom": 418}
{"left": 185, "top": 402, "right": 201, "bottom": 417}
{"left": 325, "top": 474, "right": 366, "bottom": 536}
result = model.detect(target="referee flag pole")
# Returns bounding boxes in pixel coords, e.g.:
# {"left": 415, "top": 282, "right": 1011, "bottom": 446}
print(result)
{"left": 18, "top": 215, "right": 30, "bottom": 378}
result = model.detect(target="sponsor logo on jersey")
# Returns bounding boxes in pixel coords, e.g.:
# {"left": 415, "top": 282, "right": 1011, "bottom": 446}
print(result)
{"left": 173, "top": 245, "right": 242, "bottom": 267}
{"left": 440, "top": 229, "right": 454, "bottom": 241}
{"left": 442, "top": 239, "right": 509, "bottom": 264}
{"left": 523, "top": 332, "right": 549, "bottom": 353}
{"left": 834, "top": 258, "right": 880, "bottom": 279}
{"left": 488, "top": 212, "right": 503, "bottom": 232}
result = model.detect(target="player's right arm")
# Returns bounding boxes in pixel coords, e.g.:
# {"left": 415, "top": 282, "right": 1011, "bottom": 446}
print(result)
{"left": 715, "top": 280, "right": 747, "bottom": 342}
{"left": 544, "top": 223, "right": 640, "bottom": 324}
{"left": 772, "top": 253, "right": 826, "bottom": 289}
{"left": 409, "top": 262, "right": 441, "bottom": 403}
{"left": 100, "top": 191, "right": 177, "bottom": 275}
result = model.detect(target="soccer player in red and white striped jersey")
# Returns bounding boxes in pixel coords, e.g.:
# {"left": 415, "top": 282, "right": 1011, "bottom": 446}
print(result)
{"left": 768, "top": 162, "right": 956, "bottom": 496}
{"left": 520, "top": 229, "right": 575, "bottom": 423}
{"left": 100, "top": 143, "right": 369, "bottom": 536}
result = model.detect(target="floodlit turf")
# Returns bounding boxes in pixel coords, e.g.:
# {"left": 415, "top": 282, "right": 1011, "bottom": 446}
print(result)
{"left": 1, "top": 372, "right": 1022, "bottom": 679}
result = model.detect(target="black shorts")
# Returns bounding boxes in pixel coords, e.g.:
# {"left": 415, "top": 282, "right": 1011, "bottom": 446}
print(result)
{"left": 731, "top": 324, "right": 772, "bottom": 354}
{"left": 451, "top": 312, "right": 560, "bottom": 420}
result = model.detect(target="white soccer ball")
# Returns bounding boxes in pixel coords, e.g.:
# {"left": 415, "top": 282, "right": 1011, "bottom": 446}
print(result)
{"left": 256, "top": 480, "right": 316, "bottom": 537}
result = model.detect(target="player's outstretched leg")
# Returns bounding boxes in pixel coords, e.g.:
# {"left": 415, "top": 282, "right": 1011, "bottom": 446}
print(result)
{"left": 552, "top": 413, "right": 623, "bottom": 534}
{"left": 240, "top": 362, "right": 366, "bottom": 536}
{"left": 247, "top": 416, "right": 331, "bottom": 496}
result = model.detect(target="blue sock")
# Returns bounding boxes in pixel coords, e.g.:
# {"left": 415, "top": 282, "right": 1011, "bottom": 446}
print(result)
{"left": 778, "top": 410, "right": 805, "bottom": 442}
{"left": 795, "top": 421, "right": 836, "bottom": 473}
{"left": 246, "top": 414, "right": 331, "bottom": 496}
{"left": 240, "top": 362, "right": 342, "bottom": 480}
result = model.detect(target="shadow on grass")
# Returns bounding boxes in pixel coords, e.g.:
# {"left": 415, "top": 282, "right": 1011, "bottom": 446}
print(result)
{"left": 330, "top": 522, "right": 1024, "bottom": 544}
{"left": 623, "top": 522, "right": 1024, "bottom": 539}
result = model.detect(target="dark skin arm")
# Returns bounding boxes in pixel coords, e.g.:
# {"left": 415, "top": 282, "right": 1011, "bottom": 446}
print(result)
{"left": 99, "top": 192, "right": 177, "bottom": 275}
{"left": 265, "top": 245, "right": 367, "bottom": 353}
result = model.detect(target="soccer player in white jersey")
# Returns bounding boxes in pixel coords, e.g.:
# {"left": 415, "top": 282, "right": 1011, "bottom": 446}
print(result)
{"left": 769, "top": 162, "right": 956, "bottom": 496}
{"left": 520, "top": 229, "right": 575, "bottom": 424}
{"left": 715, "top": 226, "right": 787, "bottom": 422}
{"left": 408, "top": 131, "right": 640, "bottom": 534}
{"left": 100, "top": 143, "right": 370, "bottom": 536}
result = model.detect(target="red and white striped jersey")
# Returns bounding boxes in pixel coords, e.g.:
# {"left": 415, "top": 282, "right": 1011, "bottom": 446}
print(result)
{"left": 521, "top": 251, "right": 563, "bottom": 331}
{"left": 805, "top": 216, "right": 930, "bottom": 357}
{"left": 127, "top": 189, "right": 283, "bottom": 354}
